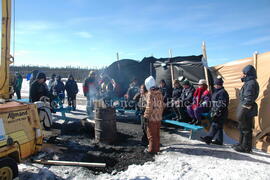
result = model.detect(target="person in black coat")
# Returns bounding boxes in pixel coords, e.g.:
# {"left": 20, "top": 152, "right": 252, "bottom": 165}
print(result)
{"left": 30, "top": 70, "right": 40, "bottom": 86}
{"left": 51, "top": 75, "right": 65, "bottom": 102}
{"left": 159, "top": 79, "right": 170, "bottom": 103}
{"left": 30, "top": 72, "right": 49, "bottom": 102}
{"left": 201, "top": 78, "right": 229, "bottom": 145}
{"left": 233, "top": 65, "right": 259, "bottom": 153}
{"left": 133, "top": 84, "right": 148, "bottom": 146}
{"left": 159, "top": 79, "right": 171, "bottom": 118}
{"left": 171, "top": 80, "right": 182, "bottom": 121}
{"left": 126, "top": 78, "right": 139, "bottom": 101}
{"left": 65, "top": 74, "right": 79, "bottom": 110}
{"left": 179, "top": 80, "right": 195, "bottom": 122}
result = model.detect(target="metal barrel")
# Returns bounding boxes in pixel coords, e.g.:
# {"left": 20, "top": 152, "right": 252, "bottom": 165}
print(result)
{"left": 94, "top": 107, "right": 117, "bottom": 144}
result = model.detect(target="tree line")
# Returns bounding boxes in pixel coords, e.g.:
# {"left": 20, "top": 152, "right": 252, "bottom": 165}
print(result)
{"left": 10, "top": 65, "right": 104, "bottom": 82}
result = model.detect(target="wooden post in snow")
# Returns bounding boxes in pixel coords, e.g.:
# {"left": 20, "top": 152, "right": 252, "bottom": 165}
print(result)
{"left": 116, "top": 52, "right": 119, "bottom": 61}
{"left": 169, "top": 49, "right": 174, "bottom": 87}
{"left": 116, "top": 52, "right": 120, "bottom": 73}
{"left": 202, "top": 41, "right": 210, "bottom": 90}
{"left": 253, "top": 51, "right": 258, "bottom": 70}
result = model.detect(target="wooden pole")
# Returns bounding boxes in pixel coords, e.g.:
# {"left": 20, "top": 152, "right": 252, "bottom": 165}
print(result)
{"left": 202, "top": 41, "right": 210, "bottom": 90}
{"left": 253, "top": 51, "right": 258, "bottom": 70}
{"left": 169, "top": 49, "right": 174, "bottom": 87}
{"left": 34, "top": 160, "right": 106, "bottom": 168}
{"left": 116, "top": 52, "right": 119, "bottom": 61}
{"left": 116, "top": 52, "right": 120, "bottom": 73}
{"left": 150, "top": 63, "right": 152, "bottom": 76}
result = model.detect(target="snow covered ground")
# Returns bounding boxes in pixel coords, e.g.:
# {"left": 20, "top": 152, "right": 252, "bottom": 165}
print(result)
{"left": 17, "top": 79, "right": 270, "bottom": 180}
{"left": 98, "top": 133, "right": 270, "bottom": 180}
{"left": 18, "top": 131, "right": 270, "bottom": 180}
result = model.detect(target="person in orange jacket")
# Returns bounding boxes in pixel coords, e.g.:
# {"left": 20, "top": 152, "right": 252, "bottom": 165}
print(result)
{"left": 144, "top": 76, "right": 165, "bottom": 154}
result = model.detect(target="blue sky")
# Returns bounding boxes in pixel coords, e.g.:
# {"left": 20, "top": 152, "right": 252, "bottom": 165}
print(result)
{"left": 9, "top": 0, "right": 270, "bottom": 67}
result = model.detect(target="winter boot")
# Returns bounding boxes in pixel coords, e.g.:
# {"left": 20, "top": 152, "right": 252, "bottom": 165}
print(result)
{"left": 200, "top": 136, "right": 212, "bottom": 145}
{"left": 234, "top": 131, "right": 252, "bottom": 153}
{"left": 212, "top": 139, "right": 223, "bottom": 145}
{"left": 232, "top": 131, "right": 244, "bottom": 148}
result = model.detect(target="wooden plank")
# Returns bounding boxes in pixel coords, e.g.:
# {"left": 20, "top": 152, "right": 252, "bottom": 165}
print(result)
{"left": 34, "top": 160, "right": 106, "bottom": 168}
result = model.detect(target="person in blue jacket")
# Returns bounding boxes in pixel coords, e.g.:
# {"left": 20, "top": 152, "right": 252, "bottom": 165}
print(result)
{"left": 201, "top": 78, "right": 229, "bottom": 145}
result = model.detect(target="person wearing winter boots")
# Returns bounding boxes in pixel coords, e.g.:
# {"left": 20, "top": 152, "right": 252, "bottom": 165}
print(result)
{"left": 233, "top": 65, "right": 259, "bottom": 153}
{"left": 144, "top": 76, "right": 165, "bottom": 154}
{"left": 201, "top": 78, "right": 229, "bottom": 145}
{"left": 134, "top": 84, "right": 148, "bottom": 146}
{"left": 65, "top": 74, "right": 79, "bottom": 111}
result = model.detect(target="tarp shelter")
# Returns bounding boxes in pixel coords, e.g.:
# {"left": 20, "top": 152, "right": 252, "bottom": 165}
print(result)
{"left": 104, "top": 55, "right": 208, "bottom": 96}
{"left": 211, "top": 51, "right": 270, "bottom": 153}
{"left": 153, "top": 55, "right": 214, "bottom": 89}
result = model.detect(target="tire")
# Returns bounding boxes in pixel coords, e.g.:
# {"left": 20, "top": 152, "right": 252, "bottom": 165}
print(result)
{"left": 0, "top": 157, "right": 18, "bottom": 180}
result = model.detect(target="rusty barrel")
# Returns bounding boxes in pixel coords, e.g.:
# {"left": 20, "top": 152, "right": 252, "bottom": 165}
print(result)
{"left": 95, "top": 107, "right": 117, "bottom": 144}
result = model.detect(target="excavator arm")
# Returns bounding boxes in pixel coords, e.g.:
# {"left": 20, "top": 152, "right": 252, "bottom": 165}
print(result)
{"left": 0, "top": 0, "right": 13, "bottom": 99}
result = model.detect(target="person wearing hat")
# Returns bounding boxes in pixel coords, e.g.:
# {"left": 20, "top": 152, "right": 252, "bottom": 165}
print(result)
{"left": 144, "top": 76, "right": 165, "bottom": 154}
{"left": 233, "top": 65, "right": 259, "bottom": 153}
{"left": 179, "top": 80, "right": 195, "bottom": 122}
{"left": 30, "top": 72, "right": 49, "bottom": 102}
{"left": 200, "top": 77, "right": 229, "bottom": 145}
{"left": 187, "top": 79, "right": 211, "bottom": 125}
{"left": 171, "top": 79, "right": 182, "bottom": 121}
{"left": 65, "top": 74, "right": 79, "bottom": 111}
{"left": 125, "top": 78, "right": 140, "bottom": 107}
{"left": 83, "top": 71, "right": 98, "bottom": 119}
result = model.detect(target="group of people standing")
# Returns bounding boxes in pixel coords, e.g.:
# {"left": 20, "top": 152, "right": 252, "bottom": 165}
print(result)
{"left": 29, "top": 72, "right": 79, "bottom": 111}
{"left": 48, "top": 74, "right": 79, "bottom": 110}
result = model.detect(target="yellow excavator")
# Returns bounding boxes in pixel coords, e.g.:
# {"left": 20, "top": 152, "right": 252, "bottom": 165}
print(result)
{"left": 0, "top": 0, "right": 43, "bottom": 179}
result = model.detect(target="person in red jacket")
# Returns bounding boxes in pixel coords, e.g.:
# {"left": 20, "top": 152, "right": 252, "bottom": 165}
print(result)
{"left": 187, "top": 79, "right": 211, "bottom": 125}
{"left": 83, "top": 71, "right": 98, "bottom": 119}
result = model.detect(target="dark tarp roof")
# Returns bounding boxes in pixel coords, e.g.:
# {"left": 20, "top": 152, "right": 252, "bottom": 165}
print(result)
{"left": 104, "top": 55, "right": 214, "bottom": 96}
